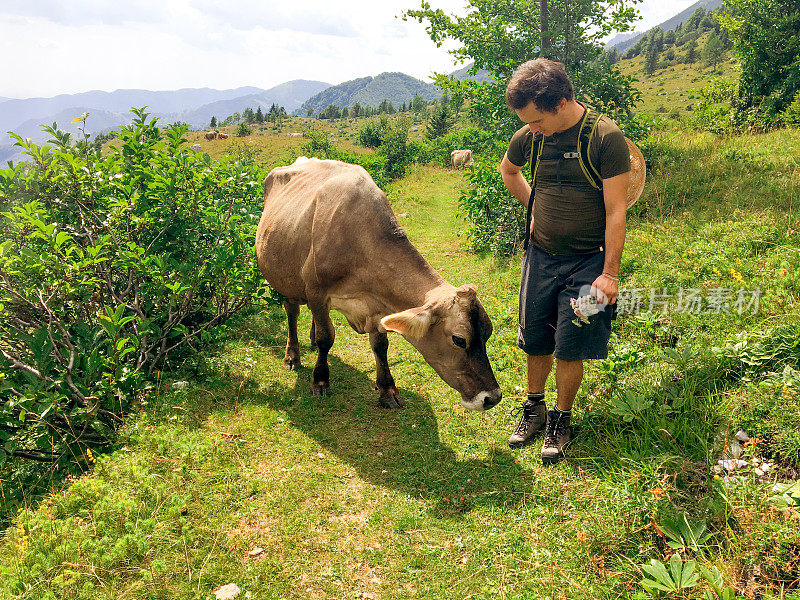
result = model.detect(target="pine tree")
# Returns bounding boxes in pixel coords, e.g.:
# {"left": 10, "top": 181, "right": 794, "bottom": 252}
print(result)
{"left": 425, "top": 103, "right": 454, "bottom": 139}
{"left": 210, "top": 116, "right": 217, "bottom": 128}
{"left": 644, "top": 41, "right": 659, "bottom": 75}
{"left": 702, "top": 30, "right": 725, "bottom": 70}
{"left": 255, "top": 106, "right": 264, "bottom": 123}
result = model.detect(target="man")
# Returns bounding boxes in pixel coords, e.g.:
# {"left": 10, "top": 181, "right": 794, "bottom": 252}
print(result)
{"left": 499, "top": 58, "right": 631, "bottom": 464}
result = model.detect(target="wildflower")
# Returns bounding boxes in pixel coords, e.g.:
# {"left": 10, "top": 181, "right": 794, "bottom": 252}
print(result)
{"left": 744, "top": 436, "right": 762, "bottom": 449}
{"left": 650, "top": 487, "right": 665, "bottom": 500}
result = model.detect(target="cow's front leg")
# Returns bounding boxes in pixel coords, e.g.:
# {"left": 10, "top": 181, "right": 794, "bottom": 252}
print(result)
{"left": 370, "top": 331, "right": 404, "bottom": 408}
{"left": 283, "top": 300, "right": 301, "bottom": 370}
{"left": 309, "top": 306, "right": 334, "bottom": 396}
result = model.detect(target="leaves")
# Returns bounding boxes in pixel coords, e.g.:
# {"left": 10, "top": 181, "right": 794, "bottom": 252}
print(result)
{"left": 641, "top": 553, "right": 699, "bottom": 594}
{"left": 610, "top": 390, "right": 654, "bottom": 422}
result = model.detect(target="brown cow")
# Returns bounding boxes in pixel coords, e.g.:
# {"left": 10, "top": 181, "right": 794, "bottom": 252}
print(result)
{"left": 451, "top": 149, "right": 474, "bottom": 168}
{"left": 255, "top": 157, "right": 502, "bottom": 411}
{"left": 217, "top": 132, "right": 229, "bottom": 139}
{"left": 204, "top": 131, "right": 217, "bottom": 141}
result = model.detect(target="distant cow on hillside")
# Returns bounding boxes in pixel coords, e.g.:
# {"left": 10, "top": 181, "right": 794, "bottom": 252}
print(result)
{"left": 217, "top": 132, "right": 229, "bottom": 140}
{"left": 451, "top": 149, "right": 474, "bottom": 168}
{"left": 204, "top": 131, "right": 217, "bottom": 141}
{"left": 288, "top": 132, "right": 302, "bottom": 138}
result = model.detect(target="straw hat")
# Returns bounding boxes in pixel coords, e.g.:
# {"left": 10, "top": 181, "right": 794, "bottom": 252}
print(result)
{"left": 625, "top": 137, "right": 646, "bottom": 209}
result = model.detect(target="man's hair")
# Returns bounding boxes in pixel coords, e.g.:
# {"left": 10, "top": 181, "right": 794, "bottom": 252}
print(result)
{"left": 505, "top": 59, "right": 575, "bottom": 113}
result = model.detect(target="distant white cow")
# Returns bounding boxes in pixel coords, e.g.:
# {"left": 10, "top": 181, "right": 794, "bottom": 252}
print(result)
{"left": 451, "top": 149, "right": 474, "bottom": 168}
{"left": 288, "top": 132, "right": 302, "bottom": 138}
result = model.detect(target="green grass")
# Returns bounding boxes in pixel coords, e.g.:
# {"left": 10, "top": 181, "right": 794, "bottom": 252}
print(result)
{"left": 3, "top": 127, "right": 800, "bottom": 599}
{"left": 617, "top": 36, "right": 738, "bottom": 120}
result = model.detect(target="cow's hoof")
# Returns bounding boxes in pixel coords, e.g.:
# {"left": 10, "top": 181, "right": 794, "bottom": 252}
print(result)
{"left": 310, "top": 382, "right": 330, "bottom": 397}
{"left": 378, "top": 387, "right": 405, "bottom": 409}
{"left": 283, "top": 356, "right": 301, "bottom": 371}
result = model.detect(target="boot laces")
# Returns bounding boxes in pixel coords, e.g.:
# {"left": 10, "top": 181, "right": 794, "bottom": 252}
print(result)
{"left": 545, "top": 411, "right": 569, "bottom": 444}
{"left": 510, "top": 402, "right": 539, "bottom": 436}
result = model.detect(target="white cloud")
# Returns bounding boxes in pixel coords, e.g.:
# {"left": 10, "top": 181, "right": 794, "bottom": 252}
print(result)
{"left": 1, "top": 0, "right": 686, "bottom": 99}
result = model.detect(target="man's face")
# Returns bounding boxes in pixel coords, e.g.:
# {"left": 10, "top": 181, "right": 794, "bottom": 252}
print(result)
{"left": 515, "top": 99, "right": 565, "bottom": 137}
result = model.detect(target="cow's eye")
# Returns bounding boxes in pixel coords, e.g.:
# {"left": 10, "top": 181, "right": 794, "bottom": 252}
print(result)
{"left": 452, "top": 335, "right": 467, "bottom": 348}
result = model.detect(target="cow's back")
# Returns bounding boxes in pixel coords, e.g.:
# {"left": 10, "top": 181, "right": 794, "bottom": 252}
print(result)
{"left": 256, "top": 158, "right": 409, "bottom": 304}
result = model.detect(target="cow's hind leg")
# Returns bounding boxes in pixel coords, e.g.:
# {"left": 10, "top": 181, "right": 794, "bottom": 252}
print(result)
{"left": 309, "top": 319, "right": 317, "bottom": 351}
{"left": 283, "top": 300, "right": 301, "bottom": 371}
{"left": 309, "top": 305, "right": 334, "bottom": 396}
{"left": 370, "top": 331, "right": 404, "bottom": 408}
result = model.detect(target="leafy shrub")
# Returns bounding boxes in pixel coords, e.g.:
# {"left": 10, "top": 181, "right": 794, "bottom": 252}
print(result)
{"left": 690, "top": 78, "right": 739, "bottom": 134}
{"left": 357, "top": 116, "right": 388, "bottom": 148}
{"left": 782, "top": 91, "right": 800, "bottom": 127}
{"left": 303, "top": 122, "right": 411, "bottom": 186}
{"left": 0, "top": 108, "right": 265, "bottom": 515}
{"left": 458, "top": 157, "right": 525, "bottom": 256}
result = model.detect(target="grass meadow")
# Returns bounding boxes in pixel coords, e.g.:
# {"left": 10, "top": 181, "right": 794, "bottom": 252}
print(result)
{"left": 1, "top": 121, "right": 800, "bottom": 599}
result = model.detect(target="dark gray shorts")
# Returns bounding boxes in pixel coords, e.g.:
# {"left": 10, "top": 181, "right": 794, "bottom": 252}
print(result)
{"left": 518, "top": 244, "right": 616, "bottom": 361}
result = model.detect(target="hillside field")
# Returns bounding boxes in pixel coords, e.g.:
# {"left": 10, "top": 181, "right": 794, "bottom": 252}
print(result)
{"left": 2, "top": 112, "right": 800, "bottom": 599}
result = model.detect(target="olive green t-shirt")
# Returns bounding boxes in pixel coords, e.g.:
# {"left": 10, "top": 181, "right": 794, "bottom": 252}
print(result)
{"left": 507, "top": 107, "right": 630, "bottom": 255}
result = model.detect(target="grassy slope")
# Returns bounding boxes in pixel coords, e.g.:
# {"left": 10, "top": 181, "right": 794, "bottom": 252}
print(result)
{"left": 616, "top": 34, "right": 738, "bottom": 119}
{"left": 2, "top": 127, "right": 800, "bottom": 598}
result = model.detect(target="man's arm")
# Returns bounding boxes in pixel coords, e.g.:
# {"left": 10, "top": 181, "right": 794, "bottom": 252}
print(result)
{"left": 591, "top": 171, "right": 629, "bottom": 305}
{"left": 500, "top": 152, "right": 532, "bottom": 207}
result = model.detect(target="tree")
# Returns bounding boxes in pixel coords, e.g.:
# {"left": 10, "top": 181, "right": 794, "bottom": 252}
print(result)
{"left": 425, "top": 102, "right": 454, "bottom": 139}
{"left": 255, "top": 106, "right": 264, "bottom": 123}
{"left": 644, "top": 41, "right": 659, "bottom": 75}
{"left": 702, "top": 30, "right": 725, "bottom": 70}
{"left": 210, "top": 116, "right": 217, "bottom": 128}
{"left": 411, "top": 94, "right": 427, "bottom": 113}
{"left": 685, "top": 37, "right": 698, "bottom": 63}
{"left": 237, "top": 122, "right": 251, "bottom": 137}
{"left": 404, "top": 0, "right": 642, "bottom": 139}
{"left": 719, "top": 0, "right": 800, "bottom": 119}
{"left": 351, "top": 102, "right": 362, "bottom": 118}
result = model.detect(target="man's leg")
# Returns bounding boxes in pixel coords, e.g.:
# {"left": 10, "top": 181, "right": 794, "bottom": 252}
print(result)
{"left": 541, "top": 359, "right": 584, "bottom": 464}
{"left": 527, "top": 353, "right": 553, "bottom": 394}
{"left": 554, "top": 359, "right": 583, "bottom": 411}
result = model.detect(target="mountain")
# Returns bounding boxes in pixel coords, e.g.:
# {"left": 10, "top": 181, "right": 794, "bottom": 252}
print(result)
{"left": 450, "top": 63, "right": 494, "bottom": 83}
{"left": 0, "top": 80, "right": 330, "bottom": 163}
{"left": 295, "top": 72, "right": 441, "bottom": 116}
{"left": 608, "top": 0, "right": 723, "bottom": 53}
{"left": 170, "top": 80, "right": 330, "bottom": 127}
{"left": 0, "top": 87, "right": 263, "bottom": 140}
{"left": 605, "top": 32, "right": 639, "bottom": 49}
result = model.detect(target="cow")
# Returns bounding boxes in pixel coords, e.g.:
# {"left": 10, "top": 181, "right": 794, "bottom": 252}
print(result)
{"left": 217, "top": 132, "right": 229, "bottom": 140}
{"left": 255, "top": 157, "right": 502, "bottom": 411}
{"left": 288, "top": 132, "right": 303, "bottom": 138}
{"left": 204, "top": 131, "right": 217, "bottom": 141}
{"left": 451, "top": 149, "right": 474, "bottom": 168}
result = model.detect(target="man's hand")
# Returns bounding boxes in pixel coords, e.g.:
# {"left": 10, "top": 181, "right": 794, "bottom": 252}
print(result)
{"left": 591, "top": 273, "right": 618, "bottom": 306}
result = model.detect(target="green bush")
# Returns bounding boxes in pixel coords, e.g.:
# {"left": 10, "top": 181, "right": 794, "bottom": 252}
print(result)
{"left": 458, "top": 157, "right": 525, "bottom": 256}
{"left": 0, "top": 108, "right": 265, "bottom": 516}
{"left": 782, "top": 92, "right": 800, "bottom": 127}
{"left": 357, "top": 116, "right": 388, "bottom": 148}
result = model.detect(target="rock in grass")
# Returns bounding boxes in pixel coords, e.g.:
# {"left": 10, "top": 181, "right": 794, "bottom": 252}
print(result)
{"left": 212, "top": 583, "right": 241, "bottom": 599}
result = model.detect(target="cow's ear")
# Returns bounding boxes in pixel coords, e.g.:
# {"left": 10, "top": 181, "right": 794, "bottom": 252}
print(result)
{"left": 381, "top": 307, "right": 433, "bottom": 338}
{"left": 455, "top": 284, "right": 477, "bottom": 304}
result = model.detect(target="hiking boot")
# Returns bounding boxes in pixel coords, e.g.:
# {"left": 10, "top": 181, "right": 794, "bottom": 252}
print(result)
{"left": 541, "top": 409, "right": 572, "bottom": 465}
{"left": 508, "top": 401, "right": 547, "bottom": 449}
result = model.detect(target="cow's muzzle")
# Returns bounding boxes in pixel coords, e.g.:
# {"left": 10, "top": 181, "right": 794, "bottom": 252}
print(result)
{"left": 460, "top": 388, "right": 502, "bottom": 411}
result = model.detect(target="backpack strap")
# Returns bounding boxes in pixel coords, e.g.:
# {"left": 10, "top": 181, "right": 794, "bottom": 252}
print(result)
{"left": 577, "top": 107, "right": 603, "bottom": 189}
{"left": 523, "top": 133, "right": 544, "bottom": 250}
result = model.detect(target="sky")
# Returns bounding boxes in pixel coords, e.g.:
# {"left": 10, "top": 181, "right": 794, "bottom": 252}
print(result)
{"left": 1, "top": 0, "right": 700, "bottom": 99}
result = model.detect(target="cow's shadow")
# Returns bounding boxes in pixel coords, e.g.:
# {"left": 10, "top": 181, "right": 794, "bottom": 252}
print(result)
{"left": 219, "top": 310, "right": 543, "bottom": 517}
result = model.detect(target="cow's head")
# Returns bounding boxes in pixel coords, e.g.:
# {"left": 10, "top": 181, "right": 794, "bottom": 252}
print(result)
{"left": 380, "top": 284, "right": 502, "bottom": 411}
